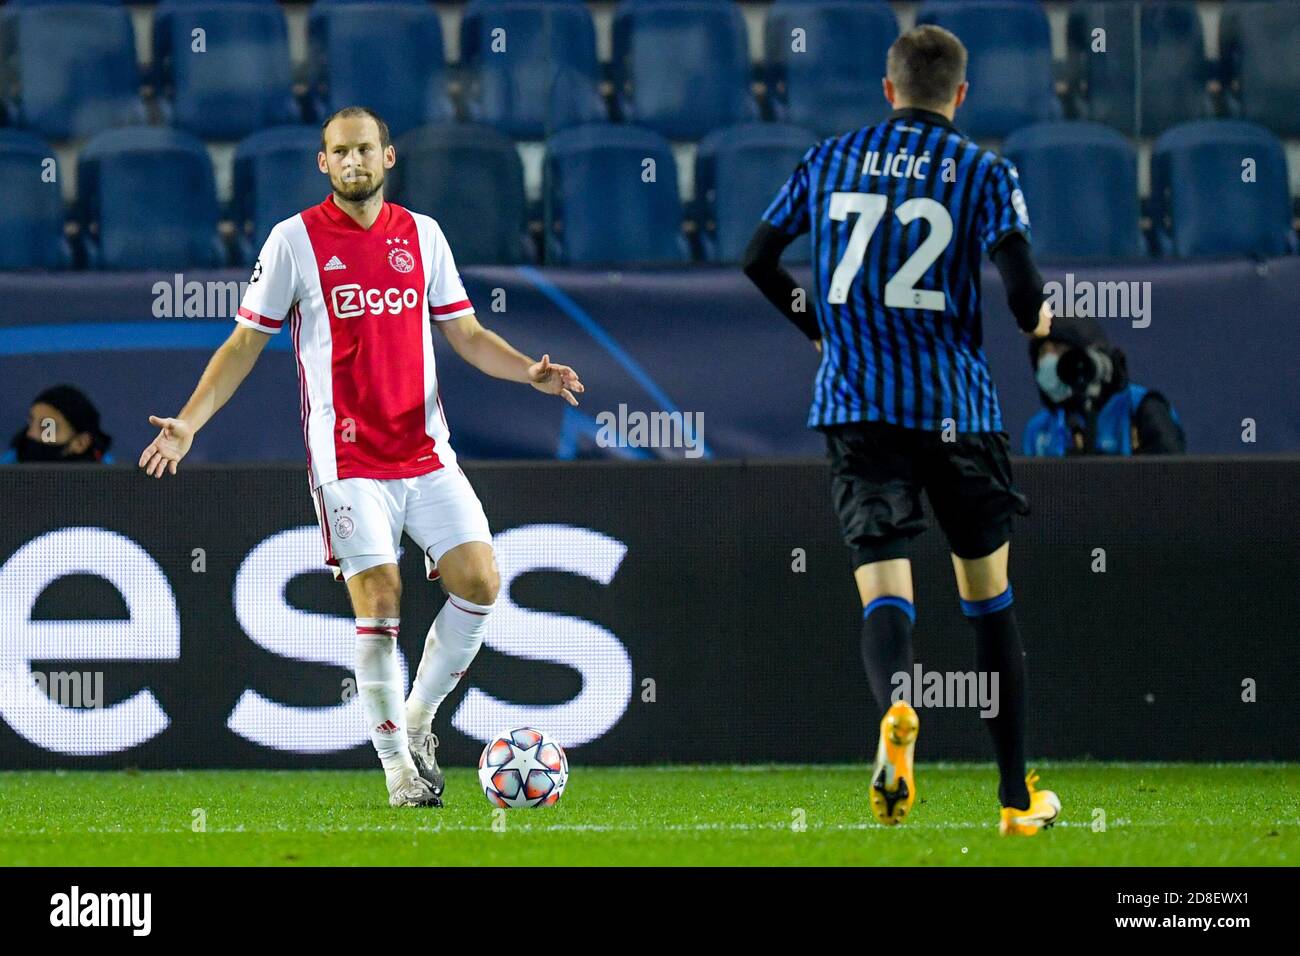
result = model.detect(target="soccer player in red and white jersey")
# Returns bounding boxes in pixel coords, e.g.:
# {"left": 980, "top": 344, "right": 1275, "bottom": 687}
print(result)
{"left": 137, "top": 107, "right": 584, "bottom": 808}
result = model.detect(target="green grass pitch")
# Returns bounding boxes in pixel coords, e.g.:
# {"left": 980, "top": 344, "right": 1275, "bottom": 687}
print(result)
{"left": 1, "top": 763, "right": 1296, "bottom": 866}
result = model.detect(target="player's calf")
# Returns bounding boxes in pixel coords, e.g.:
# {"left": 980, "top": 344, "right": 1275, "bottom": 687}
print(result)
{"left": 353, "top": 618, "right": 426, "bottom": 803}
{"left": 405, "top": 550, "right": 498, "bottom": 796}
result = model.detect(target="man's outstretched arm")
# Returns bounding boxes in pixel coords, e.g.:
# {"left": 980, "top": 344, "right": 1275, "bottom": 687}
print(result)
{"left": 138, "top": 325, "right": 272, "bottom": 477}
{"left": 437, "top": 312, "right": 584, "bottom": 406}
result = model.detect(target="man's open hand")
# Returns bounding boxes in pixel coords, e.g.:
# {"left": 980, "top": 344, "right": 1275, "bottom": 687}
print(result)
{"left": 527, "top": 354, "right": 584, "bottom": 407}
{"left": 138, "top": 415, "right": 194, "bottom": 478}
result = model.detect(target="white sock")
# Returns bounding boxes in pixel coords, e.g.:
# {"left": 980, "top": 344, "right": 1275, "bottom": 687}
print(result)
{"left": 355, "top": 618, "right": 415, "bottom": 786}
{"left": 406, "top": 595, "right": 494, "bottom": 736}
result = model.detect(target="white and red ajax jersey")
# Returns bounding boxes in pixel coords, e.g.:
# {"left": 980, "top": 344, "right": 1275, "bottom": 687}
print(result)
{"left": 235, "top": 195, "right": 475, "bottom": 489}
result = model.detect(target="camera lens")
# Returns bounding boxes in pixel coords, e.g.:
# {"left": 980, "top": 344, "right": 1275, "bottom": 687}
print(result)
{"left": 1056, "top": 347, "right": 1096, "bottom": 391}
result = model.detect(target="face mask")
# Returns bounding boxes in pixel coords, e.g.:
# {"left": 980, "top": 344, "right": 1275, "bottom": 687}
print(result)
{"left": 13, "top": 435, "right": 72, "bottom": 462}
{"left": 1035, "top": 353, "right": 1073, "bottom": 404}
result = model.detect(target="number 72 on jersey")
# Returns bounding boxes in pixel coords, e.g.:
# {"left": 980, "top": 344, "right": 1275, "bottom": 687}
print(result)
{"left": 827, "top": 192, "right": 953, "bottom": 312}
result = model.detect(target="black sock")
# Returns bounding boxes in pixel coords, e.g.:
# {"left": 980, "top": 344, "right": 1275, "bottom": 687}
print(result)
{"left": 861, "top": 597, "right": 915, "bottom": 718}
{"left": 961, "top": 587, "right": 1030, "bottom": 810}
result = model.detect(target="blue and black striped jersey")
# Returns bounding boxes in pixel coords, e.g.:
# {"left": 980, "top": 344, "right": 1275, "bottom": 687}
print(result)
{"left": 761, "top": 107, "right": 1031, "bottom": 433}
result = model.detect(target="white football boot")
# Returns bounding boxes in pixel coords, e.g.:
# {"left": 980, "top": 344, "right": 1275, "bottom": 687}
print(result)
{"left": 388, "top": 771, "right": 442, "bottom": 808}
{"left": 408, "top": 731, "right": 446, "bottom": 798}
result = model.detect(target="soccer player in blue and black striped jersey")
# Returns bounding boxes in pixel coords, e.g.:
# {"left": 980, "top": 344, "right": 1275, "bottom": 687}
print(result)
{"left": 743, "top": 25, "right": 1061, "bottom": 836}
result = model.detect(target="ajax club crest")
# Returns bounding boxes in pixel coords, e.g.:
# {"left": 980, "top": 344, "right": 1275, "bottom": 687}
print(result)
{"left": 386, "top": 237, "right": 414, "bottom": 274}
{"left": 331, "top": 504, "right": 355, "bottom": 540}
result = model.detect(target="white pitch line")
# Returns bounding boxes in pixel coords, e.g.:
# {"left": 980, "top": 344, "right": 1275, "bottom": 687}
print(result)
{"left": 10, "top": 818, "right": 1289, "bottom": 838}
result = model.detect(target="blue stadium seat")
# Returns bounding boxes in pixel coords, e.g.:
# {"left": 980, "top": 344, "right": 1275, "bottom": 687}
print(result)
{"left": 915, "top": 1, "right": 1061, "bottom": 139}
{"left": 1066, "top": 2, "right": 1210, "bottom": 136}
{"left": 544, "top": 123, "right": 688, "bottom": 264}
{"left": 1221, "top": 1, "right": 1300, "bottom": 136}
{"left": 388, "top": 123, "right": 532, "bottom": 265}
{"left": 765, "top": 1, "right": 898, "bottom": 138}
{"left": 695, "top": 122, "right": 816, "bottom": 265}
{"left": 232, "top": 126, "right": 329, "bottom": 265}
{"left": 1003, "top": 121, "right": 1143, "bottom": 259}
{"left": 307, "top": 1, "right": 452, "bottom": 138}
{"left": 0, "top": 3, "right": 144, "bottom": 139}
{"left": 461, "top": 0, "right": 605, "bottom": 139}
{"left": 77, "top": 127, "right": 224, "bottom": 270}
{"left": 152, "top": 1, "right": 299, "bottom": 140}
{"left": 0, "top": 129, "right": 69, "bottom": 269}
{"left": 612, "top": 1, "right": 757, "bottom": 140}
{"left": 1150, "top": 120, "right": 1296, "bottom": 258}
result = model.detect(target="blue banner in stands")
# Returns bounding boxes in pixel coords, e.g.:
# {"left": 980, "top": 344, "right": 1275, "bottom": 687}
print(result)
{"left": 0, "top": 258, "right": 1297, "bottom": 459}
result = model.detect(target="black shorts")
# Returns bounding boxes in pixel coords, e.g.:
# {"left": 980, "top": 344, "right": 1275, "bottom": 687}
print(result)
{"left": 821, "top": 420, "right": 1029, "bottom": 567}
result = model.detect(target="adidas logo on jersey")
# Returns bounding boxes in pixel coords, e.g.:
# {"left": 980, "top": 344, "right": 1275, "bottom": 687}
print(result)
{"left": 323, "top": 255, "right": 347, "bottom": 271}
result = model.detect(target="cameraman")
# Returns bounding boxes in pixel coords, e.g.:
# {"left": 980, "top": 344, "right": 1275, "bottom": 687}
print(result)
{"left": 1023, "top": 315, "right": 1184, "bottom": 456}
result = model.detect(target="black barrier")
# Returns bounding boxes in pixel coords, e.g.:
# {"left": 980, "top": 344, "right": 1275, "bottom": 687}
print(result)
{"left": 0, "top": 459, "right": 1297, "bottom": 767}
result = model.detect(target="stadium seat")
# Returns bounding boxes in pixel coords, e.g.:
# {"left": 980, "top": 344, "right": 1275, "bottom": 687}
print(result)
{"left": 544, "top": 123, "right": 688, "bottom": 265}
{"left": 1066, "top": 2, "right": 1210, "bottom": 137}
{"left": 611, "top": 0, "right": 758, "bottom": 140}
{"left": 915, "top": 1, "right": 1061, "bottom": 140}
{"left": 387, "top": 124, "right": 532, "bottom": 265}
{"left": 765, "top": 0, "right": 898, "bottom": 138}
{"left": 76, "top": 127, "right": 225, "bottom": 270}
{"left": 0, "top": 129, "right": 70, "bottom": 269}
{"left": 695, "top": 122, "right": 816, "bottom": 265}
{"left": 460, "top": 0, "right": 605, "bottom": 139}
{"left": 1221, "top": 1, "right": 1300, "bottom": 136}
{"left": 152, "top": 1, "right": 299, "bottom": 140}
{"left": 1150, "top": 120, "right": 1296, "bottom": 259}
{"left": 1003, "top": 121, "right": 1144, "bottom": 259}
{"left": 232, "top": 126, "right": 330, "bottom": 265}
{"left": 307, "top": 1, "right": 452, "bottom": 138}
{"left": 0, "top": 3, "right": 144, "bottom": 139}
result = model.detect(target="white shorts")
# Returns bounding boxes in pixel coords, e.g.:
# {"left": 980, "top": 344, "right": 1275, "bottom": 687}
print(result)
{"left": 311, "top": 466, "right": 493, "bottom": 582}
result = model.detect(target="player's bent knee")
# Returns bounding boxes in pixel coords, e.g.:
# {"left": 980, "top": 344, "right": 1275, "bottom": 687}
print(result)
{"left": 951, "top": 542, "right": 1011, "bottom": 602}
{"left": 853, "top": 557, "right": 914, "bottom": 606}
{"left": 346, "top": 562, "right": 402, "bottom": 618}
{"left": 437, "top": 542, "right": 500, "bottom": 605}
{"left": 453, "top": 567, "right": 499, "bottom": 605}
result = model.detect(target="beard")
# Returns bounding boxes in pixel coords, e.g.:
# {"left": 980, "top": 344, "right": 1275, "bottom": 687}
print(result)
{"left": 331, "top": 169, "right": 384, "bottom": 203}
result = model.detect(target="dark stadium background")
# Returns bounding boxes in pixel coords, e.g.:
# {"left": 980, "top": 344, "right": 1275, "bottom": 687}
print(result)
{"left": 1, "top": 0, "right": 1298, "bottom": 768}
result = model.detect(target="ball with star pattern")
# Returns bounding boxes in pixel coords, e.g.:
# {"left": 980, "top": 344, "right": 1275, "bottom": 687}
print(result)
{"left": 477, "top": 728, "right": 569, "bottom": 808}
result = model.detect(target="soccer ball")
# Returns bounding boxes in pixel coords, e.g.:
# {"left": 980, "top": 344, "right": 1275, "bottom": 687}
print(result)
{"left": 478, "top": 728, "right": 569, "bottom": 808}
